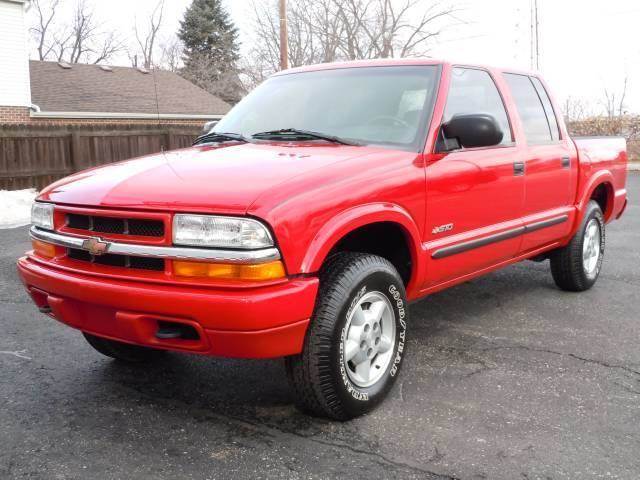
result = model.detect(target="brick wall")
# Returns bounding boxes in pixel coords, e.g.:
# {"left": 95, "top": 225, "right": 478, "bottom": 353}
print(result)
{"left": 27, "top": 117, "right": 208, "bottom": 127}
{"left": 0, "top": 106, "right": 30, "bottom": 123}
{"left": 0, "top": 108, "right": 208, "bottom": 128}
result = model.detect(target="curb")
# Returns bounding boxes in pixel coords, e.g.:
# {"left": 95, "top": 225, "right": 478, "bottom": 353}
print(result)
{"left": 629, "top": 163, "right": 640, "bottom": 172}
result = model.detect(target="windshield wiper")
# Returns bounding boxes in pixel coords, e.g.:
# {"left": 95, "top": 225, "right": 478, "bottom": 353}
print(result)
{"left": 251, "top": 128, "right": 361, "bottom": 146}
{"left": 193, "top": 131, "right": 250, "bottom": 146}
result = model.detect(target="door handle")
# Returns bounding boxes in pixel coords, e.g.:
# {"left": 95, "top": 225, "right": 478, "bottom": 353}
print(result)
{"left": 561, "top": 156, "right": 570, "bottom": 168}
{"left": 513, "top": 161, "right": 525, "bottom": 176}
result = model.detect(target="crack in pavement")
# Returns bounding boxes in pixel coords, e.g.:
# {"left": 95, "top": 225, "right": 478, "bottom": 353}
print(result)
{"left": 478, "top": 344, "right": 640, "bottom": 377}
{"left": 113, "top": 379, "right": 459, "bottom": 479}
{"left": 224, "top": 413, "right": 461, "bottom": 480}
{"left": 612, "top": 381, "right": 640, "bottom": 396}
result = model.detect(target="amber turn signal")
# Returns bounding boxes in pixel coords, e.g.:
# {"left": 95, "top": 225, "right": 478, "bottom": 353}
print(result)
{"left": 32, "top": 239, "right": 56, "bottom": 258}
{"left": 173, "top": 260, "right": 286, "bottom": 281}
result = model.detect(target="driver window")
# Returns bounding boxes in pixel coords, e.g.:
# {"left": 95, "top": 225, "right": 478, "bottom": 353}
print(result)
{"left": 443, "top": 68, "right": 513, "bottom": 146}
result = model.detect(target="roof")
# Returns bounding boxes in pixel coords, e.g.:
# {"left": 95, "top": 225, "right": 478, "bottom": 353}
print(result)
{"left": 279, "top": 58, "right": 539, "bottom": 77}
{"left": 29, "top": 60, "right": 231, "bottom": 118}
{"left": 279, "top": 58, "right": 444, "bottom": 76}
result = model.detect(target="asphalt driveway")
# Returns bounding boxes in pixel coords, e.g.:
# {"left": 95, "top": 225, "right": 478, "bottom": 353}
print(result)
{"left": 1, "top": 174, "right": 639, "bottom": 480}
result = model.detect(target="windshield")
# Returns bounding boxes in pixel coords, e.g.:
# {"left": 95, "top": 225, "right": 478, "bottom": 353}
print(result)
{"left": 214, "top": 65, "right": 440, "bottom": 152}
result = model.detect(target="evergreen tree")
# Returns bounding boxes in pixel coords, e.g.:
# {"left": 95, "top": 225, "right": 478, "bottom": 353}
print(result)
{"left": 178, "top": 0, "right": 242, "bottom": 103}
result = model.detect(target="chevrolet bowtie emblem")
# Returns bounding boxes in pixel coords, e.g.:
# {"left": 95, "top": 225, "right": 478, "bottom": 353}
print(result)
{"left": 82, "top": 237, "right": 110, "bottom": 256}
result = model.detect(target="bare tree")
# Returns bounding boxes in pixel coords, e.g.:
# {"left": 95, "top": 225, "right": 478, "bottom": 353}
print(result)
{"left": 30, "top": 0, "right": 123, "bottom": 64}
{"left": 30, "top": 0, "right": 61, "bottom": 61}
{"left": 60, "top": 0, "right": 124, "bottom": 63}
{"left": 158, "top": 37, "right": 183, "bottom": 73}
{"left": 562, "top": 96, "right": 592, "bottom": 122}
{"left": 246, "top": 0, "right": 458, "bottom": 88}
{"left": 131, "top": 0, "right": 165, "bottom": 69}
{"left": 602, "top": 77, "right": 629, "bottom": 118}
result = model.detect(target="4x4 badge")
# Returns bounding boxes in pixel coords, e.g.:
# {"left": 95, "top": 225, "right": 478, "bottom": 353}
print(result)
{"left": 82, "top": 237, "right": 110, "bottom": 256}
{"left": 432, "top": 223, "right": 454, "bottom": 235}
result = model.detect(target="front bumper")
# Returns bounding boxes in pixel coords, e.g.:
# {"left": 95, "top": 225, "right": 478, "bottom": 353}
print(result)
{"left": 17, "top": 256, "right": 319, "bottom": 358}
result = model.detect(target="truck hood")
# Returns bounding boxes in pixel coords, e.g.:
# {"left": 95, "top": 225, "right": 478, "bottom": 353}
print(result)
{"left": 39, "top": 142, "right": 375, "bottom": 214}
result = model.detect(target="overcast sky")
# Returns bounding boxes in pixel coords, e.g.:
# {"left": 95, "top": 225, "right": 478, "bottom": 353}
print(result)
{"left": 30, "top": 0, "right": 640, "bottom": 114}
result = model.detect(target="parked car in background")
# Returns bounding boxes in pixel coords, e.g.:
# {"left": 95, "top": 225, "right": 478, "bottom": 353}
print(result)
{"left": 19, "top": 59, "right": 627, "bottom": 420}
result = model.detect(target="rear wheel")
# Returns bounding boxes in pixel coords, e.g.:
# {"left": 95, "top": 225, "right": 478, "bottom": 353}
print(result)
{"left": 550, "top": 200, "right": 605, "bottom": 292}
{"left": 285, "top": 252, "right": 408, "bottom": 420}
{"left": 83, "top": 333, "right": 165, "bottom": 363}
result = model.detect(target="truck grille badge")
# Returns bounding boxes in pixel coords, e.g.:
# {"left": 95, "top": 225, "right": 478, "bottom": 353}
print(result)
{"left": 81, "top": 237, "right": 110, "bottom": 256}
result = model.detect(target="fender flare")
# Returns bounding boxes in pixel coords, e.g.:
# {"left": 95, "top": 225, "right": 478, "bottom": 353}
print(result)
{"left": 301, "top": 203, "right": 424, "bottom": 293}
{"left": 576, "top": 170, "right": 615, "bottom": 222}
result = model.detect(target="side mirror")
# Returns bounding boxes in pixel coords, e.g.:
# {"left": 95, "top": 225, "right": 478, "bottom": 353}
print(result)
{"left": 201, "top": 120, "right": 218, "bottom": 136}
{"left": 441, "top": 113, "right": 503, "bottom": 150}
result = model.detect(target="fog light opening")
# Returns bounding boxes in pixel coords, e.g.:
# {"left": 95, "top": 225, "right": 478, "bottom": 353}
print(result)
{"left": 156, "top": 321, "right": 200, "bottom": 341}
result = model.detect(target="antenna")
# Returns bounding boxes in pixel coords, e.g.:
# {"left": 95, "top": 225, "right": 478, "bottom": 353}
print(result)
{"left": 151, "top": 66, "right": 162, "bottom": 145}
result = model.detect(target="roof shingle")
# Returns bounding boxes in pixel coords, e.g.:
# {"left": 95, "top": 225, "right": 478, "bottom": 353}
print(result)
{"left": 29, "top": 60, "right": 231, "bottom": 115}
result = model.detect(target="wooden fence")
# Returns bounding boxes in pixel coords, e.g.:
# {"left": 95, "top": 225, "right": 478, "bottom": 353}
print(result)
{"left": 0, "top": 124, "right": 201, "bottom": 190}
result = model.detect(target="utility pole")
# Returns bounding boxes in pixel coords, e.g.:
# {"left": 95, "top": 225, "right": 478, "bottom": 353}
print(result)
{"left": 534, "top": 0, "right": 540, "bottom": 70}
{"left": 279, "top": 0, "right": 288, "bottom": 70}
{"left": 530, "top": 0, "right": 540, "bottom": 70}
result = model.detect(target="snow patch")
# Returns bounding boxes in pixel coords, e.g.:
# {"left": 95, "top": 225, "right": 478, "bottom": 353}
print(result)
{"left": 0, "top": 189, "right": 37, "bottom": 229}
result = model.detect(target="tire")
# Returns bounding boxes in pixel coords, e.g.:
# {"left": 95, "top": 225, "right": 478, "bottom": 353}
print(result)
{"left": 550, "top": 200, "right": 605, "bottom": 292}
{"left": 285, "top": 252, "right": 408, "bottom": 420}
{"left": 83, "top": 333, "right": 165, "bottom": 363}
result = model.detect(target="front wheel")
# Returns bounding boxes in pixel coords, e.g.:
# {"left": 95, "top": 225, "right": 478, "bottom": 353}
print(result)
{"left": 550, "top": 200, "right": 605, "bottom": 292}
{"left": 285, "top": 253, "right": 408, "bottom": 420}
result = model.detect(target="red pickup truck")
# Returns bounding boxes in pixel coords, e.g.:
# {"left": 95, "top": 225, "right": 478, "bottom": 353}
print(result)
{"left": 19, "top": 59, "right": 628, "bottom": 420}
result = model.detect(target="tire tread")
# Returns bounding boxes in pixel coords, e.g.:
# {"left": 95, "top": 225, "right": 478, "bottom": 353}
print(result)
{"left": 550, "top": 200, "right": 604, "bottom": 292}
{"left": 285, "top": 252, "right": 401, "bottom": 420}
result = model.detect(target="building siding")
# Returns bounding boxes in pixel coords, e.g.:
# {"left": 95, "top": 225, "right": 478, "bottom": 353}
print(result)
{"left": 0, "top": 0, "right": 31, "bottom": 107}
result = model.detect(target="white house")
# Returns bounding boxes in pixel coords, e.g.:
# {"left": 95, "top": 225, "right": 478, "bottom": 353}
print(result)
{"left": 0, "top": 0, "right": 31, "bottom": 122}
{"left": 0, "top": 0, "right": 229, "bottom": 125}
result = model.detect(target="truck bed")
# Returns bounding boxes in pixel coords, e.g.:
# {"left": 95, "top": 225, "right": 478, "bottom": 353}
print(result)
{"left": 573, "top": 136, "right": 628, "bottom": 220}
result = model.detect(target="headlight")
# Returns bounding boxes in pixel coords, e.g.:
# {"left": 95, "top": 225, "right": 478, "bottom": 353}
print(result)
{"left": 31, "top": 202, "right": 54, "bottom": 230}
{"left": 173, "top": 215, "right": 274, "bottom": 249}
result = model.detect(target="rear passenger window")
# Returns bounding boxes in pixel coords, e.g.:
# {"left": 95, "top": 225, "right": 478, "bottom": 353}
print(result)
{"left": 504, "top": 73, "right": 558, "bottom": 144}
{"left": 443, "top": 68, "right": 512, "bottom": 146}
{"left": 530, "top": 77, "right": 560, "bottom": 141}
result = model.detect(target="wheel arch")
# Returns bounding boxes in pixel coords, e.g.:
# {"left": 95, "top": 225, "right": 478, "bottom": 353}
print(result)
{"left": 578, "top": 172, "right": 615, "bottom": 222}
{"left": 301, "top": 203, "right": 424, "bottom": 297}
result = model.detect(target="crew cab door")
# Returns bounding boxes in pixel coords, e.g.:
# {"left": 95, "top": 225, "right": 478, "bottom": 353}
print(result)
{"left": 423, "top": 67, "right": 524, "bottom": 288}
{"left": 502, "top": 74, "right": 576, "bottom": 252}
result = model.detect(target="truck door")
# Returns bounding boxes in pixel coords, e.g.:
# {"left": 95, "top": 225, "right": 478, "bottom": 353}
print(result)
{"left": 423, "top": 67, "right": 525, "bottom": 288}
{"left": 502, "top": 74, "right": 575, "bottom": 252}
